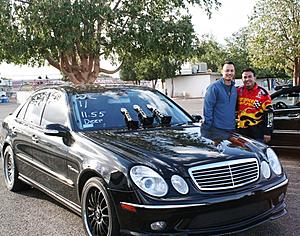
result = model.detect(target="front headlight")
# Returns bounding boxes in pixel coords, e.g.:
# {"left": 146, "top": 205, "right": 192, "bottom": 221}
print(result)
{"left": 266, "top": 148, "right": 282, "bottom": 175}
{"left": 130, "top": 165, "right": 168, "bottom": 197}
{"left": 171, "top": 175, "right": 189, "bottom": 194}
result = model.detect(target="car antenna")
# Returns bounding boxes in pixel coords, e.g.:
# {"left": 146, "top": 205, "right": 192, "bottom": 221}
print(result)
{"left": 146, "top": 104, "right": 172, "bottom": 126}
{"left": 120, "top": 108, "right": 139, "bottom": 130}
{"left": 133, "top": 105, "right": 154, "bottom": 128}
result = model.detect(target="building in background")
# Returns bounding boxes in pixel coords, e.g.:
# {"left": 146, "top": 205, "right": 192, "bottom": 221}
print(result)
{"left": 164, "top": 62, "right": 220, "bottom": 98}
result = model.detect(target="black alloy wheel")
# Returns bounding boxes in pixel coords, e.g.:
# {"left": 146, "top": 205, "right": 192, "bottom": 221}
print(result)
{"left": 81, "top": 177, "right": 119, "bottom": 236}
{"left": 3, "top": 146, "right": 28, "bottom": 191}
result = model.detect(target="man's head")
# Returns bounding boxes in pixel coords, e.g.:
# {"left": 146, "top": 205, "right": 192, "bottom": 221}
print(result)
{"left": 242, "top": 68, "right": 256, "bottom": 90}
{"left": 222, "top": 61, "right": 235, "bottom": 84}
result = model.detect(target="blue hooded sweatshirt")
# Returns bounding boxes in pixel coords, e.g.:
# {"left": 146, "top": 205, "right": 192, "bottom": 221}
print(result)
{"left": 203, "top": 78, "right": 237, "bottom": 130}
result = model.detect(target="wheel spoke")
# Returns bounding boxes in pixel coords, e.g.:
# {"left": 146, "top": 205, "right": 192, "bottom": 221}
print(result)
{"left": 100, "top": 220, "right": 108, "bottom": 235}
{"left": 87, "top": 211, "right": 95, "bottom": 219}
{"left": 4, "top": 153, "right": 15, "bottom": 183}
{"left": 97, "top": 191, "right": 102, "bottom": 205}
{"left": 93, "top": 221, "right": 99, "bottom": 235}
{"left": 93, "top": 190, "right": 99, "bottom": 205}
{"left": 101, "top": 205, "right": 108, "bottom": 213}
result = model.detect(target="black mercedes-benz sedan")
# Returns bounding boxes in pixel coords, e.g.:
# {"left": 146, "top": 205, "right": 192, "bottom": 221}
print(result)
{"left": 0, "top": 84, "right": 288, "bottom": 236}
{"left": 270, "top": 85, "right": 300, "bottom": 152}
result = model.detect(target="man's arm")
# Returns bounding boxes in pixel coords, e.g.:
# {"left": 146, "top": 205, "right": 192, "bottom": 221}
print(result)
{"left": 203, "top": 85, "right": 217, "bottom": 128}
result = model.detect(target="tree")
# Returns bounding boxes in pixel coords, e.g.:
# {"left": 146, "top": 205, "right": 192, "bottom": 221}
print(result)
{"left": 193, "top": 34, "right": 226, "bottom": 72}
{"left": 224, "top": 29, "right": 251, "bottom": 78}
{"left": 247, "top": 0, "right": 300, "bottom": 85}
{"left": 0, "top": 0, "right": 220, "bottom": 84}
{"left": 120, "top": 55, "right": 181, "bottom": 88}
{"left": 193, "top": 33, "right": 250, "bottom": 77}
{"left": 224, "top": 27, "right": 289, "bottom": 79}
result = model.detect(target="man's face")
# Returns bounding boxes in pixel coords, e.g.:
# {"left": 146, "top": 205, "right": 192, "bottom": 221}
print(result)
{"left": 222, "top": 64, "right": 235, "bottom": 82}
{"left": 242, "top": 71, "right": 256, "bottom": 89}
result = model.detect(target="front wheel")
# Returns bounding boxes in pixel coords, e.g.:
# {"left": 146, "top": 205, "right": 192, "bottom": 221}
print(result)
{"left": 81, "top": 177, "right": 120, "bottom": 236}
{"left": 3, "top": 145, "right": 29, "bottom": 191}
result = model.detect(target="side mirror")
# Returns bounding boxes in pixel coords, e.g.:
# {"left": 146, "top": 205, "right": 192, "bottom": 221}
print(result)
{"left": 274, "top": 85, "right": 282, "bottom": 91}
{"left": 44, "top": 124, "right": 70, "bottom": 137}
{"left": 192, "top": 115, "right": 202, "bottom": 123}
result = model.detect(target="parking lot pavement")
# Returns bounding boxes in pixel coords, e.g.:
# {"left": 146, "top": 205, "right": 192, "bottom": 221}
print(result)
{"left": 0, "top": 99, "right": 299, "bottom": 235}
{"left": 173, "top": 97, "right": 204, "bottom": 115}
{"left": 0, "top": 102, "right": 19, "bottom": 122}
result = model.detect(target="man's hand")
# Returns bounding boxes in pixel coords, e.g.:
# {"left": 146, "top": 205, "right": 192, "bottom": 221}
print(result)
{"left": 264, "top": 135, "right": 271, "bottom": 143}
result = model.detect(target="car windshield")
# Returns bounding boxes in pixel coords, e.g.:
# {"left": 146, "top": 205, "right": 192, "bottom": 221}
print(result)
{"left": 272, "top": 91, "right": 300, "bottom": 107}
{"left": 71, "top": 88, "right": 192, "bottom": 131}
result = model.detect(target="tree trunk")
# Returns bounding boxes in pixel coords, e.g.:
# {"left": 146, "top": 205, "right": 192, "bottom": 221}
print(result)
{"left": 46, "top": 54, "right": 122, "bottom": 84}
{"left": 171, "top": 78, "right": 174, "bottom": 98}
{"left": 152, "top": 79, "right": 158, "bottom": 89}
{"left": 293, "top": 57, "right": 300, "bottom": 86}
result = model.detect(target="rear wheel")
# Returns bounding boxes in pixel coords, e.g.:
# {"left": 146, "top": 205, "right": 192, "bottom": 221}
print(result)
{"left": 3, "top": 146, "right": 29, "bottom": 191}
{"left": 81, "top": 177, "right": 120, "bottom": 236}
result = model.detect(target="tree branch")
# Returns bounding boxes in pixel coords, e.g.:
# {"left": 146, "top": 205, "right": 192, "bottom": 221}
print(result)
{"left": 99, "top": 61, "right": 123, "bottom": 74}
{"left": 46, "top": 56, "right": 60, "bottom": 70}
{"left": 112, "top": 0, "right": 122, "bottom": 11}
{"left": 88, "top": 54, "right": 94, "bottom": 73}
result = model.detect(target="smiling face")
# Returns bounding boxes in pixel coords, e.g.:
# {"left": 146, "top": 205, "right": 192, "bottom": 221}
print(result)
{"left": 222, "top": 63, "right": 235, "bottom": 85}
{"left": 242, "top": 71, "right": 256, "bottom": 90}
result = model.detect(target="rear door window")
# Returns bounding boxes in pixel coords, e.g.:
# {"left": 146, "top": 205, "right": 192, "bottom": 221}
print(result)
{"left": 23, "top": 91, "right": 49, "bottom": 125}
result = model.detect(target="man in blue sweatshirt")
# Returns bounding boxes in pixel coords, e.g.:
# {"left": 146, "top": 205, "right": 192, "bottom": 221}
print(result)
{"left": 203, "top": 61, "right": 237, "bottom": 131}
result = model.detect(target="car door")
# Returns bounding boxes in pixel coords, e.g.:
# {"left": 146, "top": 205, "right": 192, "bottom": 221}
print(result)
{"left": 29, "top": 90, "right": 78, "bottom": 203}
{"left": 13, "top": 91, "right": 49, "bottom": 177}
{"left": 271, "top": 89, "right": 300, "bottom": 149}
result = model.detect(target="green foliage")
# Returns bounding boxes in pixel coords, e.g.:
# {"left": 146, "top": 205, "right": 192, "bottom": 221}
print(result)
{"left": 192, "top": 31, "right": 289, "bottom": 79}
{"left": 193, "top": 34, "right": 226, "bottom": 72}
{"left": 224, "top": 29, "right": 250, "bottom": 78}
{"left": 0, "top": 0, "right": 220, "bottom": 83}
{"left": 120, "top": 55, "right": 180, "bottom": 84}
{"left": 247, "top": 0, "right": 300, "bottom": 84}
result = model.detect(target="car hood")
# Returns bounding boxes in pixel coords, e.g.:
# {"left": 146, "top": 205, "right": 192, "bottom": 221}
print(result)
{"left": 81, "top": 125, "right": 261, "bottom": 173}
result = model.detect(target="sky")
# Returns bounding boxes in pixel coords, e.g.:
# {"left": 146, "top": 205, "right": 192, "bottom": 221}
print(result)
{"left": 0, "top": 0, "right": 256, "bottom": 81}
{"left": 190, "top": 0, "right": 256, "bottom": 43}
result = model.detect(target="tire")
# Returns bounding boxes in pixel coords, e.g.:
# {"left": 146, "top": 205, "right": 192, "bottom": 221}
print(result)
{"left": 3, "top": 146, "right": 29, "bottom": 191}
{"left": 81, "top": 177, "right": 120, "bottom": 236}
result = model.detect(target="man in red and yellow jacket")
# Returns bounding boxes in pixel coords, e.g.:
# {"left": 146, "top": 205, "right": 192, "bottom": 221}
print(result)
{"left": 237, "top": 68, "right": 273, "bottom": 143}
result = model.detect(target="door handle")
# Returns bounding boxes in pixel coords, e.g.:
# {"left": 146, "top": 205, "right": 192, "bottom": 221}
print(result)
{"left": 288, "top": 113, "right": 300, "bottom": 118}
{"left": 32, "top": 135, "right": 39, "bottom": 143}
{"left": 12, "top": 127, "right": 17, "bottom": 135}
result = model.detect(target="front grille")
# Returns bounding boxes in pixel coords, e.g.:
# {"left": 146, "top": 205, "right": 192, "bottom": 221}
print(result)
{"left": 188, "top": 158, "right": 259, "bottom": 191}
{"left": 185, "top": 200, "right": 270, "bottom": 229}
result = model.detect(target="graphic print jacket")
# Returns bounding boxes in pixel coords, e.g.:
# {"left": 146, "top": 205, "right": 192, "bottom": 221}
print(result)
{"left": 237, "top": 84, "right": 273, "bottom": 137}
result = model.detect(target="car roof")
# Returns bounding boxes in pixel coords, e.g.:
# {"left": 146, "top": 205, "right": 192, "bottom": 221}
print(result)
{"left": 271, "top": 85, "right": 300, "bottom": 99}
{"left": 35, "top": 83, "right": 154, "bottom": 94}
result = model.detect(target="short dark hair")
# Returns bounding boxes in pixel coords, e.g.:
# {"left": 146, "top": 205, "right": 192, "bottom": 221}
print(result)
{"left": 242, "top": 68, "right": 256, "bottom": 77}
{"left": 222, "top": 61, "right": 235, "bottom": 67}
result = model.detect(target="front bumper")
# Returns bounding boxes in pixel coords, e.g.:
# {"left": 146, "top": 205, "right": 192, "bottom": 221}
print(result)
{"left": 113, "top": 178, "right": 288, "bottom": 235}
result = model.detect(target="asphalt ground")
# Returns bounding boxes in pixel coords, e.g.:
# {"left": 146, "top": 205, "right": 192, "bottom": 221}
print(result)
{"left": 0, "top": 100, "right": 299, "bottom": 236}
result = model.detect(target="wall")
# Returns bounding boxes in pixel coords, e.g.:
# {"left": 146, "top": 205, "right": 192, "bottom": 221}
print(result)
{"left": 165, "top": 73, "right": 220, "bottom": 98}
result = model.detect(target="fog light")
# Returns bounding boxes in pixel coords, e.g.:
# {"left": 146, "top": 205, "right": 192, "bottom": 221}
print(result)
{"left": 150, "top": 221, "right": 167, "bottom": 231}
{"left": 261, "top": 161, "right": 271, "bottom": 179}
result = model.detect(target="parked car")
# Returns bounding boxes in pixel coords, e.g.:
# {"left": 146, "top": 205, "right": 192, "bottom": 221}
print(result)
{"left": 270, "top": 85, "right": 300, "bottom": 152}
{"left": 1, "top": 84, "right": 288, "bottom": 236}
{"left": 0, "top": 94, "right": 9, "bottom": 103}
